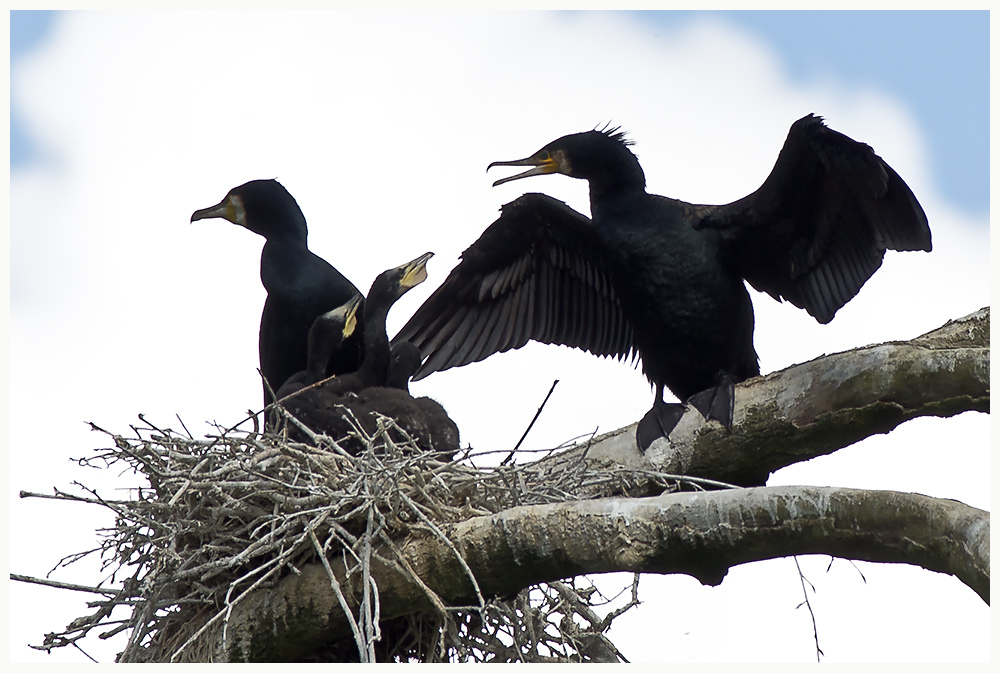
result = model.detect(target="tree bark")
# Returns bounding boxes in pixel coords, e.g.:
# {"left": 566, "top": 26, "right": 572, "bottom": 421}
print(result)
{"left": 550, "top": 307, "right": 990, "bottom": 489}
{"left": 217, "top": 486, "right": 989, "bottom": 662}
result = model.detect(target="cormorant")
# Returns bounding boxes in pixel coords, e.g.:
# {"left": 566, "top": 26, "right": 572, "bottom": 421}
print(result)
{"left": 191, "top": 179, "right": 363, "bottom": 406}
{"left": 278, "top": 253, "right": 458, "bottom": 457}
{"left": 321, "top": 252, "right": 434, "bottom": 396}
{"left": 274, "top": 295, "right": 362, "bottom": 399}
{"left": 392, "top": 114, "right": 932, "bottom": 450}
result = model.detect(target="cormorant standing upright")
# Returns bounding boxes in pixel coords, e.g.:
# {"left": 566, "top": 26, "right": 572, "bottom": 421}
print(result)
{"left": 191, "top": 179, "right": 364, "bottom": 406}
{"left": 393, "top": 115, "right": 932, "bottom": 450}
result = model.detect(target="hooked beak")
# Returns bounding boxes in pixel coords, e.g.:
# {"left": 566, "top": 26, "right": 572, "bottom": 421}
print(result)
{"left": 399, "top": 252, "right": 434, "bottom": 290}
{"left": 488, "top": 153, "right": 560, "bottom": 187}
{"left": 191, "top": 193, "right": 244, "bottom": 226}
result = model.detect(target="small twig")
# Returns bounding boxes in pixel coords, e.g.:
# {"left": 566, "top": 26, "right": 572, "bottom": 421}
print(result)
{"left": 309, "top": 527, "right": 368, "bottom": 661}
{"left": 72, "top": 641, "right": 100, "bottom": 663}
{"left": 19, "top": 490, "right": 110, "bottom": 506}
{"left": 10, "top": 573, "right": 120, "bottom": 596}
{"left": 550, "top": 580, "right": 603, "bottom": 629}
{"left": 398, "top": 492, "right": 485, "bottom": 613}
{"left": 377, "top": 528, "right": 450, "bottom": 619}
{"left": 600, "top": 573, "right": 642, "bottom": 628}
{"left": 176, "top": 415, "right": 194, "bottom": 440}
{"left": 502, "top": 379, "right": 559, "bottom": 466}
{"left": 825, "top": 556, "right": 868, "bottom": 584}
{"left": 794, "top": 557, "right": 823, "bottom": 663}
{"left": 361, "top": 503, "right": 377, "bottom": 661}
{"left": 574, "top": 426, "right": 601, "bottom": 471}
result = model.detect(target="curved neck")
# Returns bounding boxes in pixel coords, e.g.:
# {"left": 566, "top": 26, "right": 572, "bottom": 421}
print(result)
{"left": 577, "top": 141, "right": 647, "bottom": 207}
{"left": 259, "top": 239, "right": 309, "bottom": 293}
{"left": 305, "top": 334, "right": 338, "bottom": 385}
{"left": 589, "top": 172, "right": 647, "bottom": 224}
{"left": 356, "top": 301, "right": 392, "bottom": 388}
{"left": 589, "top": 176, "right": 646, "bottom": 211}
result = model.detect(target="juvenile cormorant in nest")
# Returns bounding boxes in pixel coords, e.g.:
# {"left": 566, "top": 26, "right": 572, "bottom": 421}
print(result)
{"left": 274, "top": 295, "right": 362, "bottom": 398}
{"left": 393, "top": 114, "right": 932, "bottom": 450}
{"left": 191, "top": 179, "right": 364, "bottom": 407}
{"left": 278, "top": 253, "right": 459, "bottom": 458}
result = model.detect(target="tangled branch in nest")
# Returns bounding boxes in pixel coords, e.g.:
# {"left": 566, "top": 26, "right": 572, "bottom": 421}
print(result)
{"left": 19, "top": 408, "right": 698, "bottom": 662}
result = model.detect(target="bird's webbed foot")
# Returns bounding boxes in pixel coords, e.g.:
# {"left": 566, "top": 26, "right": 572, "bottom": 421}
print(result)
{"left": 636, "top": 402, "right": 687, "bottom": 452}
{"left": 686, "top": 376, "right": 735, "bottom": 430}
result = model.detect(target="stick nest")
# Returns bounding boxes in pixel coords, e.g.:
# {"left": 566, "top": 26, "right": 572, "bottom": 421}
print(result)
{"left": 25, "top": 407, "right": 654, "bottom": 663}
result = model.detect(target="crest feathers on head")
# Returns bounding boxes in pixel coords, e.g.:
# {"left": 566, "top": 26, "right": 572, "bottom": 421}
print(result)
{"left": 595, "top": 122, "right": 634, "bottom": 147}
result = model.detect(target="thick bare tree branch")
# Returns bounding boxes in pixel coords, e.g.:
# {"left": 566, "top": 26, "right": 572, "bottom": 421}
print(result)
{"left": 217, "top": 486, "right": 988, "bottom": 661}
{"left": 554, "top": 307, "right": 990, "bottom": 488}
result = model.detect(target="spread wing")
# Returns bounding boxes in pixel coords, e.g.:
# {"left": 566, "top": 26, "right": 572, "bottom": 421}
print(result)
{"left": 695, "top": 114, "right": 931, "bottom": 323}
{"left": 393, "top": 192, "right": 635, "bottom": 380}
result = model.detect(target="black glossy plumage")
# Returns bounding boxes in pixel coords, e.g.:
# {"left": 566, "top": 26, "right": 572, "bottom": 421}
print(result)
{"left": 393, "top": 115, "right": 931, "bottom": 449}
{"left": 191, "top": 179, "right": 363, "bottom": 406}
{"left": 274, "top": 295, "right": 361, "bottom": 399}
{"left": 278, "top": 253, "right": 458, "bottom": 457}
{"left": 319, "top": 252, "right": 433, "bottom": 397}
{"left": 396, "top": 194, "right": 635, "bottom": 376}
{"left": 386, "top": 342, "right": 424, "bottom": 393}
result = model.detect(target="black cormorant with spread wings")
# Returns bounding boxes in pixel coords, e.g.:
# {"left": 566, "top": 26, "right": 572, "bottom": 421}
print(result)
{"left": 191, "top": 179, "right": 364, "bottom": 406}
{"left": 392, "top": 115, "right": 931, "bottom": 450}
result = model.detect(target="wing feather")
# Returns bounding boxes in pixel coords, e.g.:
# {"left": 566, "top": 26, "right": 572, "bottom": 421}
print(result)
{"left": 392, "top": 193, "right": 635, "bottom": 380}
{"left": 697, "top": 114, "right": 931, "bottom": 324}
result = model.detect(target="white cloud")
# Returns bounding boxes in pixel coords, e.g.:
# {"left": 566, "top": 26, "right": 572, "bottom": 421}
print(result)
{"left": 9, "top": 11, "right": 988, "bottom": 664}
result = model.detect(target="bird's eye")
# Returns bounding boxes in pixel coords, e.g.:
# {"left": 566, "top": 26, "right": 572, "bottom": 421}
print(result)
{"left": 538, "top": 151, "right": 550, "bottom": 161}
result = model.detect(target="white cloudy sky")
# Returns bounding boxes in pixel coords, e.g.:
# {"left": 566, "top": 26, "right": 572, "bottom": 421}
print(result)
{"left": 7, "top": 10, "right": 990, "bottom": 664}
